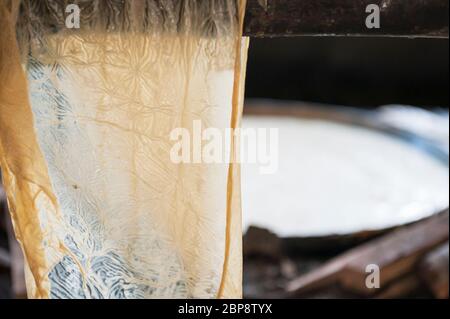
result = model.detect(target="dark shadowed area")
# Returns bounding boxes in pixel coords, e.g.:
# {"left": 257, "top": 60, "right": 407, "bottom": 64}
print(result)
{"left": 246, "top": 37, "right": 449, "bottom": 108}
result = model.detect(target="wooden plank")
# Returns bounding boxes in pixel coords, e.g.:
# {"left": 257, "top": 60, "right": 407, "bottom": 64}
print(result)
{"left": 375, "top": 274, "right": 422, "bottom": 299}
{"left": 244, "top": 0, "right": 449, "bottom": 38}
{"left": 419, "top": 242, "right": 449, "bottom": 299}
{"left": 287, "top": 211, "right": 449, "bottom": 296}
{"left": 340, "top": 212, "right": 449, "bottom": 294}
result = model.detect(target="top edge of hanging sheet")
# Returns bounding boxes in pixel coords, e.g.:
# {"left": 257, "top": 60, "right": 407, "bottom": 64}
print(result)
{"left": 14, "top": 0, "right": 243, "bottom": 38}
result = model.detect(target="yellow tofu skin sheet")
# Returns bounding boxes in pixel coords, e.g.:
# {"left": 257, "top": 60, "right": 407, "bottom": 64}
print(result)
{"left": 0, "top": 0, "right": 248, "bottom": 299}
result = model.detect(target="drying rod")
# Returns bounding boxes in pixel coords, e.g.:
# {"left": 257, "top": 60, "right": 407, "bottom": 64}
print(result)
{"left": 243, "top": 0, "right": 449, "bottom": 38}
{"left": 8, "top": 0, "right": 450, "bottom": 38}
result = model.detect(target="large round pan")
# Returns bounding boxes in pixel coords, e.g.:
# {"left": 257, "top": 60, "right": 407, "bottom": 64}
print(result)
{"left": 242, "top": 99, "right": 449, "bottom": 253}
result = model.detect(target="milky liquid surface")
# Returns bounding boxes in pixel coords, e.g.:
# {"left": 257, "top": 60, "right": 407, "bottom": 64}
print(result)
{"left": 242, "top": 116, "right": 449, "bottom": 237}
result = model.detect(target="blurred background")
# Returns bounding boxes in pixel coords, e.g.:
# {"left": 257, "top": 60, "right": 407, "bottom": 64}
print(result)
{"left": 246, "top": 37, "right": 448, "bottom": 107}
{"left": 241, "top": 37, "right": 449, "bottom": 299}
{"left": 1, "top": 37, "right": 449, "bottom": 299}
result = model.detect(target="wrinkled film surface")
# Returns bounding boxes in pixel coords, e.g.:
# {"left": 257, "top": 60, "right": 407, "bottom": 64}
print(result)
{"left": 0, "top": 0, "right": 248, "bottom": 299}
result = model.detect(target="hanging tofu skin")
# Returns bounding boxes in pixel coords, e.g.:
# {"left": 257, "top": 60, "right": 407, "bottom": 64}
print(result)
{"left": 0, "top": 0, "right": 248, "bottom": 299}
